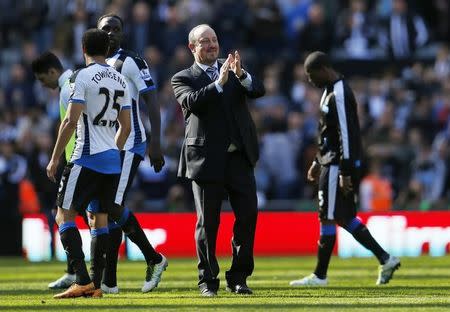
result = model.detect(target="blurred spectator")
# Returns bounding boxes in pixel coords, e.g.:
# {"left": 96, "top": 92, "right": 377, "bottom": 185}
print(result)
{"left": 360, "top": 159, "right": 393, "bottom": 212}
{"left": 134, "top": 154, "right": 171, "bottom": 211}
{"left": 0, "top": 140, "right": 27, "bottom": 255}
{"left": 177, "top": 0, "right": 214, "bottom": 30}
{"left": 335, "top": 0, "right": 378, "bottom": 59}
{"left": 298, "top": 2, "right": 334, "bottom": 54}
{"left": 255, "top": 72, "right": 290, "bottom": 109}
{"left": 289, "top": 62, "right": 308, "bottom": 110}
{"left": 157, "top": 2, "right": 188, "bottom": 58}
{"left": 279, "top": 0, "right": 312, "bottom": 43}
{"left": 212, "top": 0, "right": 249, "bottom": 55}
{"left": 143, "top": 45, "right": 165, "bottom": 87}
{"left": 5, "top": 63, "right": 37, "bottom": 112}
{"left": 126, "top": 1, "right": 161, "bottom": 56}
{"left": 246, "top": 0, "right": 285, "bottom": 61}
{"left": 367, "top": 79, "right": 388, "bottom": 120}
{"left": 260, "top": 113, "right": 299, "bottom": 199}
{"left": 434, "top": 45, "right": 450, "bottom": 79}
{"left": 0, "top": 0, "right": 448, "bottom": 211}
{"left": 378, "top": 0, "right": 429, "bottom": 59}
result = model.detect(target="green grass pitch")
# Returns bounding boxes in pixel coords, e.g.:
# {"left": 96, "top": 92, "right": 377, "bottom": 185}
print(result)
{"left": 0, "top": 256, "right": 449, "bottom": 311}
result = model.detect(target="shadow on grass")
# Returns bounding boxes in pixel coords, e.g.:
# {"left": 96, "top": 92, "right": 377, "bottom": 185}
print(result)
{"left": 2, "top": 285, "right": 450, "bottom": 297}
{"left": 255, "top": 286, "right": 450, "bottom": 291}
{"left": 2, "top": 303, "right": 450, "bottom": 310}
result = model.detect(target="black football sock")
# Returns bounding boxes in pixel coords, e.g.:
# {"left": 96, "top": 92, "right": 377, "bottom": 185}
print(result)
{"left": 59, "top": 222, "right": 91, "bottom": 285}
{"left": 313, "top": 224, "right": 336, "bottom": 279}
{"left": 344, "top": 218, "right": 389, "bottom": 264}
{"left": 66, "top": 260, "right": 75, "bottom": 275}
{"left": 89, "top": 227, "right": 109, "bottom": 289}
{"left": 118, "top": 209, "right": 162, "bottom": 265}
{"left": 102, "top": 223, "right": 122, "bottom": 287}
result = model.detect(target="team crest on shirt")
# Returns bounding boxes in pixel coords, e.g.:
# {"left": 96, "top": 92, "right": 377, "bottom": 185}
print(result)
{"left": 320, "top": 92, "right": 334, "bottom": 114}
{"left": 140, "top": 68, "right": 151, "bottom": 80}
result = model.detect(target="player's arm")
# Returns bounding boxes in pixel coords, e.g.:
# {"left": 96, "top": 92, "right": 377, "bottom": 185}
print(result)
{"left": 127, "top": 57, "right": 165, "bottom": 172}
{"left": 116, "top": 107, "right": 131, "bottom": 151}
{"left": 47, "top": 103, "right": 83, "bottom": 182}
{"left": 333, "top": 83, "right": 356, "bottom": 173}
{"left": 333, "top": 82, "right": 357, "bottom": 194}
{"left": 141, "top": 90, "right": 164, "bottom": 172}
{"left": 116, "top": 85, "right": 132, "bottom": 151}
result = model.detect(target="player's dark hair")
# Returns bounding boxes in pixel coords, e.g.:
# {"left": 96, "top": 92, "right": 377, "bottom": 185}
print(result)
{"left": 82, "top": 29, "right": 110, "bottom": 56}
{"left": 31, "top": 51, "right": 63, "bottom": 74}
{"left": 304, "top": 51, "right": 332, "bottom": 71}
{"left": 97, "top": 13, "right": 124, "bottom": 28}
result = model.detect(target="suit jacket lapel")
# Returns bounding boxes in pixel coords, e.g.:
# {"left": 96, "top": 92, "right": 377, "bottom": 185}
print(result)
{"left": 191, "top": 63, "right": 213, "bottom": 85}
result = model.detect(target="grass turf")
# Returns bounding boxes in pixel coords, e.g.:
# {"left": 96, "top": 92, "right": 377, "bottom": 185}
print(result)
{"left": 0, "top": 256, "right": 449, "bottom": 311}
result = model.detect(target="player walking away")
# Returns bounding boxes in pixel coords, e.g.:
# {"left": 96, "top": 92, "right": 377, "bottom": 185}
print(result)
{"left": 97, "top": 14, "right": 167, "bottom": 294}
{"left": 48, "top": 29, "right": 132, "bottom": 298}
{"left": 31, "top": 52, "right": 77, "bottom": 289}
{"left": 290, "top": 51, "right": 400, "bottom": 287}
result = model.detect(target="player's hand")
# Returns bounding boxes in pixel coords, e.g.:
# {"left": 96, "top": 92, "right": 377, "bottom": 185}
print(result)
{"left": 149, "top": 142, "right": 165, "bottom": 173}
{"left": 230, "top": 50, "right": 243, "bottom": 78}
{"left": 217, "top": 54, "right": 232, "bottom": 87}
{"left": 339, "top": 175, "right": 353, "bottom": 195}
{"left": 307, "top": 162, "right": 320, "bottom": 184}
{"left": 46, "top": 159, "right": 59, "bottom": 183}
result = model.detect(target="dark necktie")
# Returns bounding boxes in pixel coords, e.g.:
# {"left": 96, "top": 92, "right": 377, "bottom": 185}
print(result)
{"left": 206, "top": 66, "right": 218, "bottom": 81}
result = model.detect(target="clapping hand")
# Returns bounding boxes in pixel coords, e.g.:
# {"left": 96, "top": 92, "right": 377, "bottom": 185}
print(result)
{"left": 217, "top": 54, "right": 232, "bottom": 87}
{"left": 229, "top": 50, "right": 243, "bottom": 78}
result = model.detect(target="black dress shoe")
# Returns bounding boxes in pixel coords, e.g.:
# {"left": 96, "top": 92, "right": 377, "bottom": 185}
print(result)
{"left": 226, "top": 283, "right": 253, "bottom": 294}
{"left": 200, "top": 288, "right": 217, "bottom": 297}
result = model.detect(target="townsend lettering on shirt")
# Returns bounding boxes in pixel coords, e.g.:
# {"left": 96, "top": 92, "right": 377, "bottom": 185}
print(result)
{"left": 91, "top": 69, "right": 126, "bottom": 88}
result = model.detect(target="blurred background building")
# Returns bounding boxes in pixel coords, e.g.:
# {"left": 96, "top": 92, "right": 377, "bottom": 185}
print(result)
{"left": 0, "top": 0, "right": 449, "bottom": 229}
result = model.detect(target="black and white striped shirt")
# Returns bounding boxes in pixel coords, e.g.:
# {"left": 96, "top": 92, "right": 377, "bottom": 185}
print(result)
{"left": 316, "top": 78, "right": 362, "bottom": 175}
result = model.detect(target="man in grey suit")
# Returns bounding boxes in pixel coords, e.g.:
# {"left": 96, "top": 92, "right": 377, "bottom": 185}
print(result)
{"left": 171, "top": 24, "right": 265, "bottom": 297}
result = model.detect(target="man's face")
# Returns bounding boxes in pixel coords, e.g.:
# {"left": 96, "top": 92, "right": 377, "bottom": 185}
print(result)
{"left": 35, "top": 69, "right": 58, "bottom": 89}
{"left": 305, "top": 67, "right": 328, "bottom": 88}
{"left": 98, "top": 17, "right": 123, "bottom": 54}
{"left": 189, "top": 27, "right": 219, "bottom": 65}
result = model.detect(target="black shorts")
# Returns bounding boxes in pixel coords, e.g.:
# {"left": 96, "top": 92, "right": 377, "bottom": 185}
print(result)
{"left": 318, "top": 165, "right": 359, "bottom": 222}
{"left": 56, "top": 163, "right": 120, "bottom": 214}
{"left": 85, "top": 151, "right": 142, "bottom": 214}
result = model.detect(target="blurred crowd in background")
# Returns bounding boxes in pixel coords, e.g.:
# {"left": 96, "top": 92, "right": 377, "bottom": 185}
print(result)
{"left": 0, "top": 0, "right": 449, "bottom": 225}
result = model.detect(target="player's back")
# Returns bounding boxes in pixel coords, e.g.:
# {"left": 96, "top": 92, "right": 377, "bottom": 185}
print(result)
{"left": 69, "top": 63, "right": 130, "bottom": 173}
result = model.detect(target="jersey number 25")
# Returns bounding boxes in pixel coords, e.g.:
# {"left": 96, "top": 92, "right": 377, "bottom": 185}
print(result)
{"left": 94, "top": 87, "right": 123, "bottom": 127}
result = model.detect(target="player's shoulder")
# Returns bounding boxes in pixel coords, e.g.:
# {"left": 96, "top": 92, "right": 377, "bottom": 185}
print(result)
{"left": 173, "top": 66, "right": 195, "bottom": 79}
{"left": 69, "top": 68, "right": 85, "bottom": 83}
{"left": 119, "top": 49, "right": 148, "bottom": 70}
{"left": 69, "top": 63, "right": 101, "bottom": 83}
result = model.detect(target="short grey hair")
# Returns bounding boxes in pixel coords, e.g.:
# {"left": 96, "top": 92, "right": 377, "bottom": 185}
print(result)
{"left": 188, "top": 24, "right": 213, "bottom": 44}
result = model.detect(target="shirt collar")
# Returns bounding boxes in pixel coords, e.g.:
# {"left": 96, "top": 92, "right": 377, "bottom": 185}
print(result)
{"left": 58, "top": 69, "right": 73, "bottom": 88}
{"left": 196, "top": 60, "right": 218, "bottom": 73}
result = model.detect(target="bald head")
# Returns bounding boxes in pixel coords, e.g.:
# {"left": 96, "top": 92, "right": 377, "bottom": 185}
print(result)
{"left": 304, "top": 51, "right": 337, "bottom": 88}
{"left": 188, "top": 24, "right": 219, "bottom": 66}
{"left": 188, "top": 24, "right": 214, "bottom": 44}
{"left": 304, "top": 51, "right": 331, "bottom": 72}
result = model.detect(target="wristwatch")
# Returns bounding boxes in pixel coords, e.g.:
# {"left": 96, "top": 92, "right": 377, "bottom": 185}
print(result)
{"left": 237, "top": 70, "right": 247, "bottom": 81}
